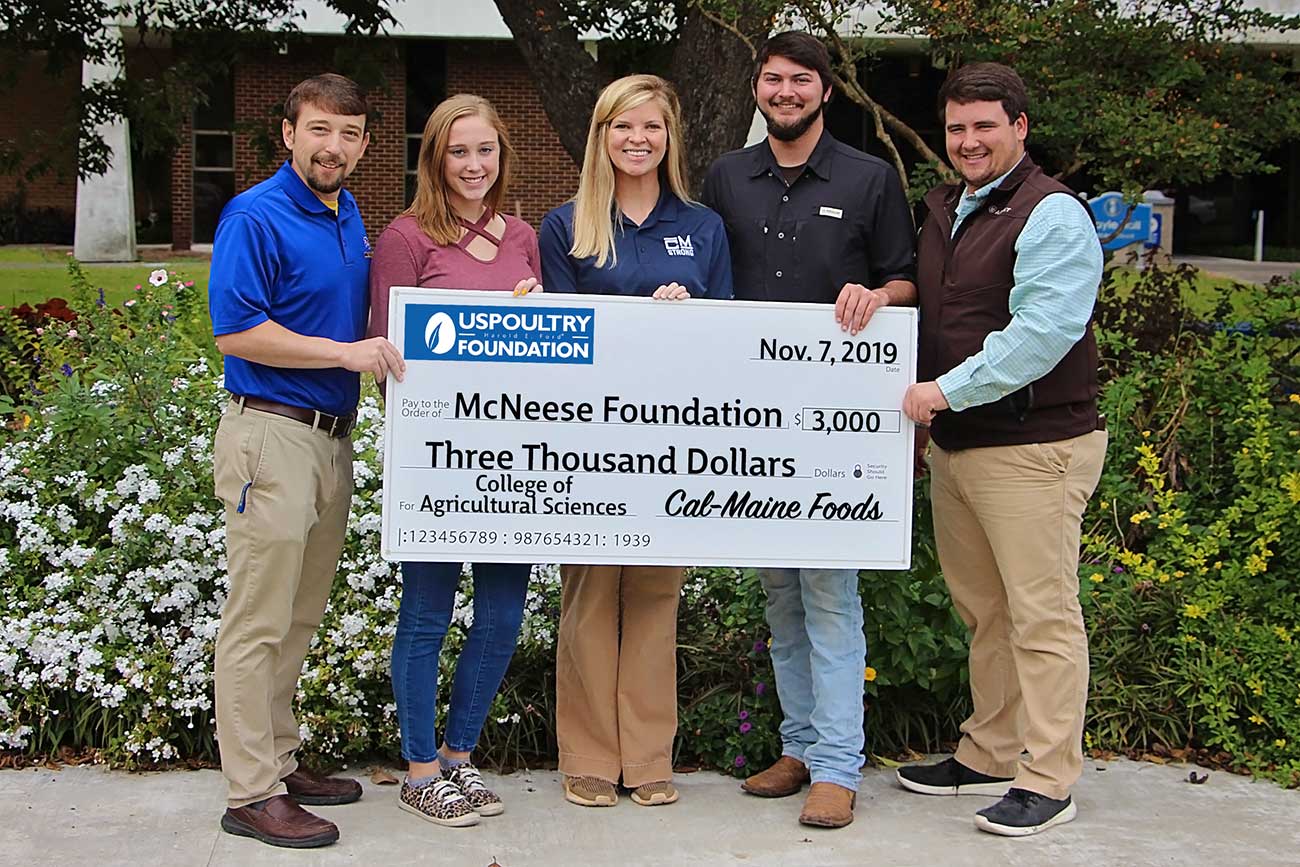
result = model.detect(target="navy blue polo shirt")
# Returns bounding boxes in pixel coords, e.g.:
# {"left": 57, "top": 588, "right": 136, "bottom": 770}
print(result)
{"left": 538, "top": 191, "right": 734, "bottom": 299}
{"left": 209, "top": 161, "right": 370, "bottom": 416}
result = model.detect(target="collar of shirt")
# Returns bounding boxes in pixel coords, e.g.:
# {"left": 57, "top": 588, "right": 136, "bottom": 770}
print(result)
{"left": 274, "top": 160, "right": 352, "bottom": 217}
{"left": 617, "top": 185, "right": 681, "bottom": 230}
{"left": 747, "top": 128, "right": 836, "bottom": 182}
{"left": 952, "top": 154, "right": 1027, "bottom": 235}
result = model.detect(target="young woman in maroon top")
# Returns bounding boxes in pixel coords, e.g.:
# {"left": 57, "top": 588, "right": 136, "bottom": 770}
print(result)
{"left": 368, "top": 94, "right": 539, "bottom": 828}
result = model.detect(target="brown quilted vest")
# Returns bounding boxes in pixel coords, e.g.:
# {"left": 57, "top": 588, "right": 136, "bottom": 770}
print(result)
{"left": 917, "top": 156, "right": 1100, "bottom": 450}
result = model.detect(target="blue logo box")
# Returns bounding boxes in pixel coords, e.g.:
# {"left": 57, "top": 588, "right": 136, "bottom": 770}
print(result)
{"left": 404, "top": 303, "right": 596, "bottom": 364}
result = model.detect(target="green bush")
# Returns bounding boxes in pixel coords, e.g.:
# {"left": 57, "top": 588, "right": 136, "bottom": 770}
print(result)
{"left": 1081, "top": 265, "right": 1300, "bottom": 784}
{"left": 0, "top": 260, "right": 1296, "bottom": 785}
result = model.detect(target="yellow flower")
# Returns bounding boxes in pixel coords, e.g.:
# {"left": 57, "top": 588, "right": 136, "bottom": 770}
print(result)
{"left": 1250, "top": 714, "right": 1266, "bottom": 725}
{"left": 1099, "top": 500, "right": 1110, "bottom": 510}
{"left": 1141, "top": 430, "right": 1151, "bottom": 438}
{"left": 1183, "top": 603, "right": 1207, "bottom": 620}
{"left": 1130, "top": 510, "right": 1152, "bottom": 525}
{"left": 1157, "top": 573, "right": 1170, "bottom": 584}
{"left": 864, "top": 667, "right": 877, "bottom": 683}
{"left": 1173, "top": 570, "right": 1185, "bottom": 578}
{"left": 1183, "top": 634, "right": 1198, "bottom": 643}
{"left": 1289, "top": 393, "right": 1300, "bottom": 404}
{"left": 17, "top": 413, "right": 30, "bottom": 430}
{"left": 1276, "top": 739, "right": 1287, "bottom": 749}
{"left": 1275, "top": 626, "right": 1292, "bottom": 644}
{"left": 1090, "top": 574, "right": 1105, "bottom": 584}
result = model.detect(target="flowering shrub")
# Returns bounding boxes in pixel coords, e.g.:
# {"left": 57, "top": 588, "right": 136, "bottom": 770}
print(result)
{"left": 0, "top": 261, "right": 1297, "bottom": 785}
{"left": 1081, "top": 267, "right": 1300, "bottom": 785}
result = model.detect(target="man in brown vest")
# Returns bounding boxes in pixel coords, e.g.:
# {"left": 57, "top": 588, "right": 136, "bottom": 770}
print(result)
{"left": 897, "top": 63, "right": 1107, "bottom": 837}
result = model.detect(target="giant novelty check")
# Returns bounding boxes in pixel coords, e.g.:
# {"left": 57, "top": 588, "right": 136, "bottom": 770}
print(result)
{"left": 381, "top": 288, "right": 917, "bottom": 569}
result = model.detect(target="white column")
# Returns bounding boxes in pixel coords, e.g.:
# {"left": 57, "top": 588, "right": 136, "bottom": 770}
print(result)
{"left": 74, "top": 27, "right": 135, "bottom": 262}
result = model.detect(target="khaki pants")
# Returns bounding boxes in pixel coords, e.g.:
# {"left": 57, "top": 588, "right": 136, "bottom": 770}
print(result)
{"left": 929, "top": 430, "right": 1106, "bottom": 800}
{"left": 556, "top": 565, "right": 683, "bottom": 787}
{"left": 212, "top": 403, "right": 354, "bottom": 807}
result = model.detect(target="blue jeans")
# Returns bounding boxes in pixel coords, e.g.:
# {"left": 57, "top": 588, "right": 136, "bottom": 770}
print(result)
{"left": 757, "top": 568, "right": 866, "bottom": 790}
{"left": 391, "top": 561, "right": 531, "bottom": 762}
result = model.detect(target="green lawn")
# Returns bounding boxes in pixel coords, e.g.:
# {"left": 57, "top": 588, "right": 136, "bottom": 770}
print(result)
{"left": 1102, "top": 266, "right": 1257, "bottom": 318}
{"left": 0, "top": 245, "right": 211, "bottom": 309}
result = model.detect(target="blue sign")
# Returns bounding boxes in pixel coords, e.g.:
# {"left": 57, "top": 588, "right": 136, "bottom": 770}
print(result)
{"left": 404, "top": 303, "right": 596, "bottom": 364}
{"left": 1088, "top": 192, "right": 1152, "bottom": 251}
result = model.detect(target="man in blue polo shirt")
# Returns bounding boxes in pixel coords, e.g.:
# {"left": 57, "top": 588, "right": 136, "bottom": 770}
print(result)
{"left": 208, "top": 73, "right": 404, "bottom": 850}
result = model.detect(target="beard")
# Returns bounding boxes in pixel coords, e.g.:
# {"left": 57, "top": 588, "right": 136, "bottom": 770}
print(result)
{"left": 760, "top": 99, "right": 824, "bottom": 143}
{"left": 304, "top": 154, "right": 347, "bottom": 195}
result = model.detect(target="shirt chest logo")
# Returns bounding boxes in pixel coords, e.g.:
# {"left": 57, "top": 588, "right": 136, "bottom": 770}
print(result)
{"left": 663, "top": 235, "right": 695, "bottom": 257}
{"left": 819, "top": 206, "right": 843, "bottom": 219}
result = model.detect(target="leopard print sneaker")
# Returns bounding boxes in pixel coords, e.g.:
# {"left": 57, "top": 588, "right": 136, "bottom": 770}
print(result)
{"left": 442, "top": 762, "right": 505, "bottom": 817}
{"left": 398, "top": 777, "right": 480, "bottom": 827}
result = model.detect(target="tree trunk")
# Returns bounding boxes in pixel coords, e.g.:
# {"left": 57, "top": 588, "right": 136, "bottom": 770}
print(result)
{"left": 494, "top": 1, "right": 767, "bottom": 191}
{"left": 669, "top": 6, "right": 769, "bottom": 192}
{"left": 492, "top": 0, "right": 603, "bottom": 167}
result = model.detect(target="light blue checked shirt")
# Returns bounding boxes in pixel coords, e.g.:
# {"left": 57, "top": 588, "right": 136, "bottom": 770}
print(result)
{"left": 935, "top": 157, "right": 1103, "bottom": 413}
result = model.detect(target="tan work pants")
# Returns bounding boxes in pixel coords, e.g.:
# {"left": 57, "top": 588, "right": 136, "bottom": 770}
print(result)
{"left": 212, "top": 403, "right": 354, "bottom": 807}
{"left": 556, "top": 564, "right": 684, "bottom": 787}
{"left": 929, "top": 430, "right": 1106, "bottom": 800}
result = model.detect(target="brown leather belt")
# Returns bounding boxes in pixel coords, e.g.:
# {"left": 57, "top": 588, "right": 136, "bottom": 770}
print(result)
{"left": 230, "top": 394, "right": 356, "bottom": 438}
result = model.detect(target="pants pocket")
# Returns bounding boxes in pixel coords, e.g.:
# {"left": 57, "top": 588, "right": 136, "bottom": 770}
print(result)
{"left": 214, "top": 411, "right": 271, "bottom": 507}
{"left": 1033, "top": 438, "right": 1074, "bottom": 475}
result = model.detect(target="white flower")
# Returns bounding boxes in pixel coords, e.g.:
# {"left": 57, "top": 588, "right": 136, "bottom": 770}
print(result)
{"left": 148, "top": 269, "right": 168, "bottom": 287}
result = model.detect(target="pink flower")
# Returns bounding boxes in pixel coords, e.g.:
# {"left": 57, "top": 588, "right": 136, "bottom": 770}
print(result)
{"left": 66, "top": 328, "right": 79, "bottom": 339}
{"left": 124, "top": 299, "right": 137, "bottom": 307}
{"left": 148, "top": 269, "right": 168, "bottom": 287}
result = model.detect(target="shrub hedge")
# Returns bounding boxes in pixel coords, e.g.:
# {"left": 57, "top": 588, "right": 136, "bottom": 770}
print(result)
{"left": 0, "top": 261, "right": 1296, "bottom": 785}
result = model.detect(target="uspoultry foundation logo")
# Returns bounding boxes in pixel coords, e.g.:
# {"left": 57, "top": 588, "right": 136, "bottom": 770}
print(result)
{"left": 405, "top": 304, "right": 595, "bottom": 364}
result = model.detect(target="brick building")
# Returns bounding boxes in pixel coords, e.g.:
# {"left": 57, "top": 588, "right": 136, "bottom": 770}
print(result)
{"left": 5, "top": 1, "right": 1299, "bottom": 255}
{"left": 1, "top": 1, "right": 580, "bottom": 251}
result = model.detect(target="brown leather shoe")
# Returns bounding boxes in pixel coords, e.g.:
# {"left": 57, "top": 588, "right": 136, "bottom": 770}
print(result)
{"left": 283, "top": 767, "right": 363, "bottom": 806}
{"left": 740, "top": 755, "right": 811, "bottom": 798}
{"left": 221, "top": 794, "right": 339, "bottom": 848}
{"left": 798, "top": 782, "right": 856, "bottom": 828}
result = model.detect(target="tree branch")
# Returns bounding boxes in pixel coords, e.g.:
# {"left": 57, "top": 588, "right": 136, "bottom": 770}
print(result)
{"left": 796, "top": 0, "right": 957, "bottom": 186}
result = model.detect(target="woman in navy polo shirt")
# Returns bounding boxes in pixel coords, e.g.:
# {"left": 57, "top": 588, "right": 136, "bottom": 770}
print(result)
{"left": 539, "top": 74, "right": 733, "bottom": 810}
{"left": 368, "top": 94, "right": 540, "bottom": 829}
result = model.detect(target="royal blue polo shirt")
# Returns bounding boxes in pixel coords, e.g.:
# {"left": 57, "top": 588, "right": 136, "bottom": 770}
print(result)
{"left": 538, "top": 191, "right": 734, "bottom": 298}
{"left": 209, "top": 160, "right": 370, "bottom": 417}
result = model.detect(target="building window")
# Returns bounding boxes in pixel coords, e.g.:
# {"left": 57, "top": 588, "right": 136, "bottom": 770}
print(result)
{"left": 193, "top": 72, "right": 234, "bottom": 244}
{"left": 405, "top": 41, "right": 447, "bottom": 206}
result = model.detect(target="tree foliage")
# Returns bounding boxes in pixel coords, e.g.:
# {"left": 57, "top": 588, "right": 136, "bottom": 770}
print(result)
{"left": 795, "top": 0, "right": 1300, "bottom": 199}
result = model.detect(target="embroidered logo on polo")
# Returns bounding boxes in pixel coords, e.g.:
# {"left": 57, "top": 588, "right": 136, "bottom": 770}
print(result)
{"left": 987, "top": 205, "right": 1013, "bottom": 216}
{"left": 663, "top": 235, "right": 695, "bottom": 257}
{"left": 405, "top": 304, "right": 595, "bottom": 364}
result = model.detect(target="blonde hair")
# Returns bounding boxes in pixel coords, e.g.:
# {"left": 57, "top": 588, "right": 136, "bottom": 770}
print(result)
{"left": 404, "top": 94, "right": 514, "bottom": 246}
{"left": 570, "top": 75, "right": 692, "bottom": 268}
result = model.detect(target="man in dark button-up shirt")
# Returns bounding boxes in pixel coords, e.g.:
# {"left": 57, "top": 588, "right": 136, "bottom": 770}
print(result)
{"left": 700, "top": 31, "right": 916, "bottom": 831}
{"left": 701, "top": 40, "right": 915, "bottom": 322}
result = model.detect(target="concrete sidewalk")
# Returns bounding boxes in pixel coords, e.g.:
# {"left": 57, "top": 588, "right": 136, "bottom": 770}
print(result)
{"left": 1173, "top": 254, "right": 1300, "bottom": 284}
{"left": 2, "top": 757, "right": 1297, "bottom": 866}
